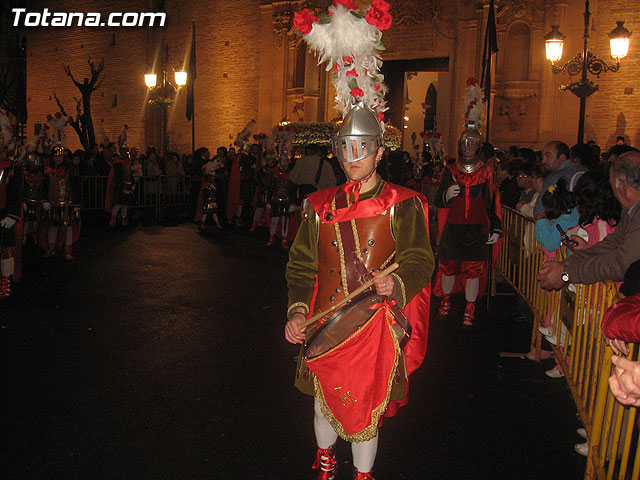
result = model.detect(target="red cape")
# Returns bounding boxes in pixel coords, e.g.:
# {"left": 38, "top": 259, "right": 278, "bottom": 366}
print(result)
{"left": 226, "top": 152, "right": 242, "bottom": 220}
{"left": 307, "top": 182, "right": 432, "bottom": 417}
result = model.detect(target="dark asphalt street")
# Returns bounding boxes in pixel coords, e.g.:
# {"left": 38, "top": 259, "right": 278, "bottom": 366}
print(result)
{"left": 2, "top": 221, "right": 586, "bottom": 479}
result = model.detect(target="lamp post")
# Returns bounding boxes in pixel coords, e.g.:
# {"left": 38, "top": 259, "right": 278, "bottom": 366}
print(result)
{"left": 144, "top": 45, "right": 187, "bottom": 157}
{"left": 544, "top": 0, "right": 631, "bottom": 144}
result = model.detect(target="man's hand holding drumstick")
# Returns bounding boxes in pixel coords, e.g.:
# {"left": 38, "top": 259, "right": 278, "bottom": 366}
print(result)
{"left": 285, "top": 263, "right": 398, "bottom": 345}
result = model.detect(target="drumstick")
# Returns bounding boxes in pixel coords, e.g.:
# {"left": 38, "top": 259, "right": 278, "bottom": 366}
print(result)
{"left": 298, "top": 262, "right": 399, "bottom": 331}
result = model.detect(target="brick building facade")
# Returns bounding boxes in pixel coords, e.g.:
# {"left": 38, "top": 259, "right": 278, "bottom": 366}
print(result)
{"left": 17, "top": 0, "right": 640, "bottom": 156}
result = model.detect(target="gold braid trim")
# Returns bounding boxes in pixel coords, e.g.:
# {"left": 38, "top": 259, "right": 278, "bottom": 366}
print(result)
{"left": 351, "top": 218, "right": 363, "bottom": 261}
{"left": 331, "top": 197, "right": 349, "bottom": 297}
{"left": 379, "top": 251, "right": 395, "bottom": 270}
{"left": 390, "top": 272, "right": 406, "bottom": 307}
{"left": 287, "top": 302, "right": 309, "bottom": 319}
{"left": 312, "top": 310, "right": 401, "bottom": 442}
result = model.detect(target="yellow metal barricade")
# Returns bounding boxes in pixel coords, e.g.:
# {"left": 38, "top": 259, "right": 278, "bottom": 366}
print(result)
{"left": 495, "top": 206, "right": 636, "bottom": 479}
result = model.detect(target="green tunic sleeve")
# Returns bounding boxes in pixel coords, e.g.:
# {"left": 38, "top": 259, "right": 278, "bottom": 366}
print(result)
{"left": 286, "top": 201, "right": 319, "bottom": 317}
{"left": 391, "top": 197, "right": 435, "bottom": 307}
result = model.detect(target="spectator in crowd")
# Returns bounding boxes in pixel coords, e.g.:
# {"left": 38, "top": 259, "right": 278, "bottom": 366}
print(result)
{"left": 507, "top": 145, "right": 519, "bottom": 161}
{"left": 80, "top": 150, "right": 98, "bottom": 176}
{"left": 165, "top": 151, "right": 185, "bottom": 198}
{"left": 497, "top": 158, "right": 523, "bottom": 209}
{"left": 534, "top": 141, "right": 586, "bottom": 217}
{"left": 538, "top": 151, "right": 640, "bottom": 290}
{"left": 481, "top": 142, "right": 497, "bottom": 170}
{"left": 515, "top": 163, "right": 535, "bottom": 211}
{"left": 517, "top": 163, "right": 549, "bottom": 219}
{"left": 518, "top": 147, "right": 537, "bottom": 165}
{"left": 570, "top": 143, "right": 599, "bottom": 171}
{"left": 289, "top": 144, "right": 336, "bottom": 200}
{"left": 182, "top": 153, "right": 194, "bottom": 177}
{"left": 96, "top": 142, "right": 116, "bottom": 176}
{"left": 616, "top": 135, "right": 626, "bottom": 146}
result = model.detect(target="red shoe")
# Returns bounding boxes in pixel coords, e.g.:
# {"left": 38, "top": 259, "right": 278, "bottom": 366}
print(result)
{"left": 64, "top": 245, "right": 74, "bottom": 261}
{"left": 463, "top": 301, "right": 475, "bottom": 326}
{"left": 265, "top": 235, "right": 276, "bottom": 247}
{"left": 0, "top": 276, "right": 10, "bottom": 299}
{"left": 281, "top": 238, "right": 289, "bottom": 249}
{"left": 42, "top": 244, "right": 55, "bottom": 259}
{"left": 312, "top": 445, "right": 337, "bottom": 480}
{"left": 438, "top": 294, "right": 451, "bottom": 316}
{"left": 353, "top": 470, "right": 376, "bottom": 480}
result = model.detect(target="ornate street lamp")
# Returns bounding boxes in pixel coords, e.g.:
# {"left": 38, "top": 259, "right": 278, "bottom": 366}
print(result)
{"left": 144, "top": 45, "right": 187, "bottom": 156}
{"left": 544, "top": 0, "right": 631, "bottom": 143}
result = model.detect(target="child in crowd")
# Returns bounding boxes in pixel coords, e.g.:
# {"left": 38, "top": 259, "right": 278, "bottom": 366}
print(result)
{"left": 534, "top": 178, "right": 581, "bottom": 377}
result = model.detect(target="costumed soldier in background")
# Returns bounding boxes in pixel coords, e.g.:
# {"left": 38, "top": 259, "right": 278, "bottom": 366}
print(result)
{"left": 22, "top": 151, "right": 45, "bottom": 244}
{"left": 41, "top": 144, "right": 81, "bottom": 261}
{"left": 196, "top": 152, "right": 224, "bottom": 232}
{"left": 433, "top": 114, "right": 502, "bottom": 326}
{"left": 0, "top": 147, "right": 23, "bottom": 298}
{"left": 266, "top": 154, "right": 295, "bottom": 248}
{"left": 105, "top": 151, "right": 136, "bottom": 227}
{"left": 250, "top": 150, "right": 277, "bottom": 233}
{"left": 284, "top": 4, "right": 432, "bottom": 478}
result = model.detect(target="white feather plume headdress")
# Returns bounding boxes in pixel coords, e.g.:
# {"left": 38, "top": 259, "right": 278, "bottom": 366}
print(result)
{"left": 293, "top": 0, "right": 393, "bottom": 129}
{"left": 463, "top": 77, "right": 485, "bottom": 126}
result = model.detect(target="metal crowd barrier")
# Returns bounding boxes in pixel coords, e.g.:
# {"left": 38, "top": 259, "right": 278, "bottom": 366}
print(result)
{"left": 495, "top": 206, "right": 634, "bottom": 480}
{"left": 78, "top": 175, "right": 192, "bottom": 221}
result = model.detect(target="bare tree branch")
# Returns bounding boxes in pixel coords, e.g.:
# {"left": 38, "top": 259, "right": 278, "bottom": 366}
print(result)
{"left": 63, "top": 64, "right": 81, "bottom": 88}
{"left": 53, "top": 92, "right": 68, "bottom": 117}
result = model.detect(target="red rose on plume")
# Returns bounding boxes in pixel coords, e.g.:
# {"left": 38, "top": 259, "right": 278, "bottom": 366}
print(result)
{"left": 55, "top": 112, "right": 62, "bottom": 119}
{"left": 466, "top": 77, "right": 478, "bottom": 86}
{"left": 342, "top": 56, "right": 353, "bottom": 63}
{"left": 377, "top": 111, "right": 384, "bottom": 122}
{"left": 332, "top": 64, "right": 339, "bottom": 75}
{"left": 350, "top": 87, "right": 365, "bottom": 98}
{"left": 366, "top": 0, "right": 392, "bottom": 31}
{"left": 346, "top": 69, "right": 358, "bottom": 77}
{"left": 373, "top": 83, "right": 380, "bottom": 91}
{"left": 333, "top": 0, "right": 359, "bottom": 9}
{"left": 293, "top": 9, "right": 320, "bottom": 35}
{"left": 46, "top": 114, "right": 52, "bottom": 121}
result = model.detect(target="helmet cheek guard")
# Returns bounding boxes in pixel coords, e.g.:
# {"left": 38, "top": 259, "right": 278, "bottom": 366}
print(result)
{"left": 332, "top": 105, "right": 383, "bottom": 163}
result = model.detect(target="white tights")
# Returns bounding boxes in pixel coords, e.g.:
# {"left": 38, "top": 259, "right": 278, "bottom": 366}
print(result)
{"left": 111, "top": 204, "right": 128, "bottom": 218}
{"left": 441, "top": 275, "right": 479, "bottom": 303}
{"left": 313, "top": 398, "right": 378, "bottom": 473}
{"left": 48, "top": 226, "right": 73, "bottom": 246}
{"left": 1, "top": 256, "right": 14, "bottom": 276}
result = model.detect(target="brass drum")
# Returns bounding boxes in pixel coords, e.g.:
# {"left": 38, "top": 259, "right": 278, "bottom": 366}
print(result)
{"left": 303, "top": 290, "right": 412, "bottom": 360}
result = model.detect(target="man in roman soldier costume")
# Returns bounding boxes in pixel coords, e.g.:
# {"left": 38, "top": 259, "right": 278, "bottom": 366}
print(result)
{"left": 41, "top": 144, "right": 81, "bottom": 261}
{"left": 195, "top": 150, "right": 225, "bottom": 232}
{"left": 22, "top": 151, "right": 45, "bottom": 244}
{"left": 0, "top": 147, "right": 23, "bottom": 298}
{"left": 266, "top": 154, "right": 296, "bottom": 248}
{"left": 433, "top": 83, "right": 502, "bottom": 326}
{"left": 250, "top": 149, "right": 276, "bottom": 232}
{"left": 285, "top": 3, "right": 432, "bottom": 478}
{"left": 105, "top": 151, "right": 136, "bottom": 227}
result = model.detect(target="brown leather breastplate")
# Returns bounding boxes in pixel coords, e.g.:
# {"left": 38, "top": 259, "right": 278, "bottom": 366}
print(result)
{"left": 315, "top": 207, "right": 396, "bottom": 314}
{"left": 49, "top": 175, "right": 70, "bottom": 204}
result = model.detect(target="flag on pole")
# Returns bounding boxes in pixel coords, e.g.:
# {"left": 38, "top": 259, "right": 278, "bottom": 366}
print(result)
{"left": 480, "top": 0, "right": 498, "bottom": 102}
{"left": 186, "top": 20, "right": 196, "bottom": 121}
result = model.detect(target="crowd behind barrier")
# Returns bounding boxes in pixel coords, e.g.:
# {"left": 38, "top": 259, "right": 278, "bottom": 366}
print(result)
{"left": 78, "top": 175, "right": 192, "bottom": 220}
{"left": 496, "top": 205, "right": 635, "bottom": 480}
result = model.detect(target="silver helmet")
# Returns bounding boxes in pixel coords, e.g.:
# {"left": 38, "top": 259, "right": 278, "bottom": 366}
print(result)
{"left": 457, "top": 121, "right": 482, "bottom": 167}
{"left": 332, "top": 104, "right": 383, "bottom": 163}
